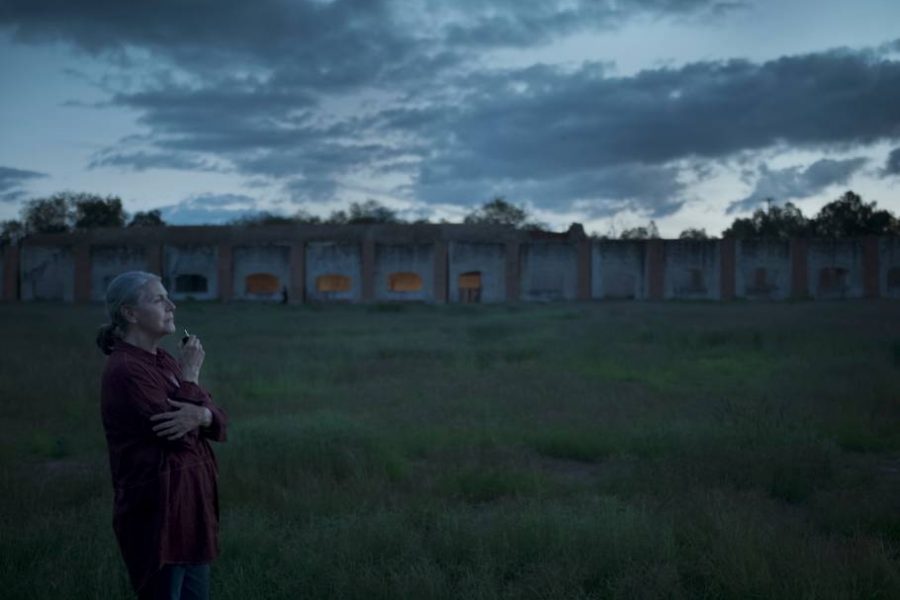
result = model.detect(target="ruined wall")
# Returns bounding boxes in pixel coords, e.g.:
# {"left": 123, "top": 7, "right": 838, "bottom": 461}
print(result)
{"left": 89, "top": 245, "right": 148, "bottom": 302}
{"left": 447, "top": 242, "right": 506, "bottom": 303}
{"left": 807, "top": 240, "right": 864, "bottom": 299}
{"left": 879, "top": 238, "right": 900, "bottom": 299}
{"left": 374, "top": 243, "right": 434, "bottom": 302}
{"left": 21, "top": 246, "right": 74, "bottom": 302}
{"left": 735, "top": 240, "right": 791, "bottom": 300}
{"left": 520, "top": 242, "right": 578, "bottom": 301}
{"left": 305, "top": 242, "right": 361, "bottom": 302}
{"left": 664, "top": 241, "right": 721, "bottom": 300}
{"left": 591, "top": 241, "right": 646, "bottom": 300}
{"left": 163, "top": 245, "right": 219, "bottom": 301}
{"left": 232, "top": 245, "right": 291, "bottom": 301}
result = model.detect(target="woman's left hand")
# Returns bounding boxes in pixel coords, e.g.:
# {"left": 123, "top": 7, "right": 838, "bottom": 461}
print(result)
{"left": 150, "top": 399, "right": 212, "bottom": 440}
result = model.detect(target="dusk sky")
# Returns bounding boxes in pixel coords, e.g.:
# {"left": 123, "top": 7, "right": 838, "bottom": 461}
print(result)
{"left": 1, "top": 0, "right": 899, "bottom": 236}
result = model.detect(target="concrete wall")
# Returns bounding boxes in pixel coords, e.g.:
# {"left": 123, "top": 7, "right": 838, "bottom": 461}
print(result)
{"left": 163, "top": 245, "right": 219, "bottom": 301}
{"left": 735, "top": 240, "right": 791, "bottom": 300}
{"left": 448, "top": 241, "right": 506, "bottom": 303}
{"left": 21, "top": 245, "right": 75, "bottom": 301}
{"left": 0, "top": 246, "right": 5, "bottom": 299}
{"left": 881, "top": 238, "right": 900, "bottom": 299}
{"left": 591, "top": 241, "right": 646, "bottom": 300}
{"left": 232, "top": 245, "right": 291, "bottom": 301}
{"left": 520, "top": 242, "right": 578, "bottom": 301}
{"left": 664, "top": 241, "right": 721, "bottom": 300}
{"left": 374, "top": 243, "right": 434, "bottom": 302}
{"left": 305, "top": 242, "right": 361, "bottom": 302}
{"left": 807, "top": 240, "right": 864, "bottom": 299}
{"left": 89, "top": 245, "right": 148, "bottom": 301}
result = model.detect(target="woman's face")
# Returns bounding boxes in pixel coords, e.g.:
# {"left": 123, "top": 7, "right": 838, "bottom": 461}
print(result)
{"left": 123, "top": 279, "right": 177, "bottom": 338}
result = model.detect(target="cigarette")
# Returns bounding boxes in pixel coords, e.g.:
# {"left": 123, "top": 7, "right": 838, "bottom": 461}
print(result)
{"left": 182, "top": 328, "right": 191, "bottom": 345}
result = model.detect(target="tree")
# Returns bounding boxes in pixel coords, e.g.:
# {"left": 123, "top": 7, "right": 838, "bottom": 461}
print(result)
{"left": 678, "top": 227, "right": 709, "bottom": 240}
{"left": 721, "top": 199, "right": 809, "bottom": 239}
{"left": 1, "top": 220, "right": 25, "bottom": 244}
{"left": 72, "top": 193, "right": 126, "bottom": 229}
{"left": 463, "top": 197, "right": 532, "bottom": 228}
{"left": 21, "top": 194, "right": 72, "bottom": 233}
{"left": 327, "top": 200, "right": 399, "bottom": 225}
{"left": 620, "top": 220, "right": 660, "bottom": 240}
{"left": 128, "top": 209, "right": 166, "bottom": 227}
{"left": 811, "top": 190, "right": 896, "bottom": 238}
{"left": 229, "top": 208, "right": 322, "bottom": 227}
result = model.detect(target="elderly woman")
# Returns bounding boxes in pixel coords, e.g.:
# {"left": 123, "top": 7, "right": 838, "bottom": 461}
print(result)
{"left": 96, "top": 271, "right": 228, "bottom": 600}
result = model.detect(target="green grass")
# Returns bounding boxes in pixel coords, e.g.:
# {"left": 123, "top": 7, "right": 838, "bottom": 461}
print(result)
{"left": 0, "top": 300, "right": 899, "bottom": 598}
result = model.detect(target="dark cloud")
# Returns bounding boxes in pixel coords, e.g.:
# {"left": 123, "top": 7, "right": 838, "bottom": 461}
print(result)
{"left": 88, "top": 151, "right": 219, "bottom": 172}
{"left": 2, "top": 2, "right": 897, "bottom": 220}
{"left": 0, "top": 165, "right": 46, "bottom": 203}
{"left": 156, "top": 193, "right": 260, "bottom": 225}
{"left": 883, "top": 147, "right": 900, "bottom": 177}
{"left": 727, "top": 157, "right": 868, "bottom": 214}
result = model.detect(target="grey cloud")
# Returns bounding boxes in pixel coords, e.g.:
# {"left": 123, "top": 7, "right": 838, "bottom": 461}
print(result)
{"left": 726, "top": 157, "right": 868, "bottom": 214}
{"left": 0, "top": 165, "right": 46, "bottom": 203}
{"left": 883, "top": 147, "right": 900, "bottom": 177}
{"left": 88, "top": 151, "right": 219, "bottom": 172}
{"left": 156, "top": 193, "right": 260, "bottom": 225}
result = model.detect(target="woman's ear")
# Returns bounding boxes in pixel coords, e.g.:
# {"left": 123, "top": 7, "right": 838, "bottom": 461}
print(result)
{"left": 119, "top": 304, "right": 138, "bottom": 325}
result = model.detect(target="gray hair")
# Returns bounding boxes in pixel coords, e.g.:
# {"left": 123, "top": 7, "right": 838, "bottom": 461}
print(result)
{"left": 96, "top": 271, "right": 161, "bottom": 355}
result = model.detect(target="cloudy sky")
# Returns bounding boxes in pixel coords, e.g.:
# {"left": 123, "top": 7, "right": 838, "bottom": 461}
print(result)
{"left": 1, "top": 0, "right": 899, "bottom": 236}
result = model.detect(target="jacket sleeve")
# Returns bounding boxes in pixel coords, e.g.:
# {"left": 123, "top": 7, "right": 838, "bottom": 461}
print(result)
{"left": 109, "top": 360, "right": 194, "bottom": 450}
{"left": 173, "top": 380, "right": 228, "bottom": 443}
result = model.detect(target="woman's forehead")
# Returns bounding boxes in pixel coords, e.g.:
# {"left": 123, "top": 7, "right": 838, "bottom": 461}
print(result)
{"left": 142, "top": 279, "right": 169, "bottom": 298}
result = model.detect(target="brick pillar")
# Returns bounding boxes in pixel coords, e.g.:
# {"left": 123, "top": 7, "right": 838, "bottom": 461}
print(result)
{"left": 289, "top": 242, "right": 305, "bottom": 304}
{"left": 2, "top": 244, "right": 19, "bottom": 301}
{"left": 73, "top": 243, "right": 91, "bottom": 303}
{"left": 218, "top": 243, "right": 233, "bottom": 302}
{"left": 646, "top": 239, "right": 665, "bottom": 300}
{"left": 577, "top": 240, "right": 592, "bottom": 301}
{"left": 433, "top": 240, "right": 448, "bottom": 303}
{"left": 790, "top": 239, "right": 809, "bottom": 299}
{"left": 145, "top": 244, "right": 163, "bottom": 276}
{"left": 720, "top": 238, "right": 736, "bottom": 301}
{"left": 505, "top": 240, "right": 520, "bottom": 302}
{"left": 862, "top": 236, "right": 879, "bottom": 299}
{"left": 361, "top": 238, "right": 376, "bottom": 302}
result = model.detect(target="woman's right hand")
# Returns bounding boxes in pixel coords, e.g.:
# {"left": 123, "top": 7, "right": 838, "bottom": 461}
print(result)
{"left": 180, "top": 335, "right": 205, "bottom": 383}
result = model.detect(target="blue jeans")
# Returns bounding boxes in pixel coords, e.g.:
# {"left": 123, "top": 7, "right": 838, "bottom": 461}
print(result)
{"left": 151, "top": 563, "right": 210, "bottom": 600}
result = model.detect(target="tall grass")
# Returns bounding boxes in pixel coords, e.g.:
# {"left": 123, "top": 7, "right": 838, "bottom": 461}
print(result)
{"left": 0, "top": 300, "right": 898, "bottom": 598}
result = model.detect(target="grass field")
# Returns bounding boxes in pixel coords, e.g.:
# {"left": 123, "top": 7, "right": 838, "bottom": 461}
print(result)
{"left": 1, "top": 300, "right": 899, "bottom": 599}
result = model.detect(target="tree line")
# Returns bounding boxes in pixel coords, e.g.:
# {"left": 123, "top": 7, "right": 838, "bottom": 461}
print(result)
{"left": 1, "top": 190, "right": 898, "bottom": 245}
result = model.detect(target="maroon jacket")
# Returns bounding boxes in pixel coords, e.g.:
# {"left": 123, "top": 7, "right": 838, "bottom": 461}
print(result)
{"left": 100, "top": 339, "right": 228, "bottom": 595}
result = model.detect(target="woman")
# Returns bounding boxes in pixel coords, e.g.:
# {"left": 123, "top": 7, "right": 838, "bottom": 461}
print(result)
{"left": 97, "top": 271, "right": 228, "bottom": 600}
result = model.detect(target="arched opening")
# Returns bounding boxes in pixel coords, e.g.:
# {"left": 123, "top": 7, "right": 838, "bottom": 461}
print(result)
{"left": 316, "top": 274, "right": 352, "bottom": 293}
{"left": 388, "top": 272, "right": 422, "bottom": 292}
{"left": 175, "top": 274, "right": 208, "bottom": 294}
{"left": 458, "top": 271, "right": 482, "bottom": 303}
{"left": 818, "top": 267, "right": 848, "bottom": 296}
{"left": 245, "top": 273, "right": 280, "bottom": 295}
{"left": 747, "top": 267, "right": 774, "bottom": 296}
{"left": 887, "top": 267, "right": 900, "bottom": 291}
{"left": 603, "top": 271, "right": 636, "bottom": 299}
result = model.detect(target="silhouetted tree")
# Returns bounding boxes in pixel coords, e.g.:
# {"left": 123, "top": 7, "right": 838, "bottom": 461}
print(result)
{"left": 230, "top": 209, "right": 322, "bottom": 226}
{"left": 464, "top": 197, "right": 538, "bottom": 229}
{"left": 128, "top": 209, "right": 166, "bottom": 227}
{"left": 810, "top": 190, "right": 896, "bottom": 238}
{"left": 722, "top": 200, "right": 809, "bottom": 239}
{"left": 72, "top": 194, "right": 126, "bottom": 229}
{"left": 1, "top": 219, "right": 25, "bottom": 244}
{"left": 21, "top": 194, "right": 72, "bottom": 233}
{"left": 328, "top": 200, "right": 399, "bottom": 225}
{"left": 620, "top": 220, "right": 660, "bottom": 240}
{"left": 678, "top": 227, "right": 709, "bottom": 240}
